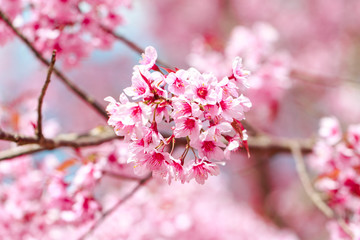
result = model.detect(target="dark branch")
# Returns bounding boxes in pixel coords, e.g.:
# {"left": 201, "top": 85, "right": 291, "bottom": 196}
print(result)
{"left": 102, "top": 170, "right": 143, "bottom": 181}
{"left": 0, "top": 127, "right": 120, "bottom": 160}
{"left": 0, "top": 9, "right": 108, "bottom": 119}
{"left": 0, "top": 127, "right": 315, "bottom": 161}
{"left": 37, "top": 50, "right": 57, "bottom": 141}
{"left": 100, "top": 25, "right": 172, "bottom": 69}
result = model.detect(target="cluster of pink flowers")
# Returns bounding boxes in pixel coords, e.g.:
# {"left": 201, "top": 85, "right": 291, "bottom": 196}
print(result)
{"left": 0, "top": 138, "right": 135, "bottom": 240}
{"left": 309, "top": 117, "right": 360, "bottom": 239}
{"left": 0, "top": 155, "right": 102, "bottom": 239}
{"left": 0, "top": 0, "right": 131, "bottom": 67}
{"left": 105, "top": 46, "right": 252, "bottom": 184}
{"left": 188, "top": 23, "right": 291, "bottom": 123}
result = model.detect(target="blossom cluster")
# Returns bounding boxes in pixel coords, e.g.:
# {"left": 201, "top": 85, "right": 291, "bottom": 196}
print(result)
{"left": 0, "top": 0, "right": 131, "bottom": 67}
{"left": 0, "top": 141, "right": 300, "bottom": 240}
{"left": 105, "top": 46, "right": 252, "bottom": 184}
{"left": 309, "top": 117, "right": 360, "bottom": 239}
{"left": 0, "top": 155, "right": 102, "bottom": 239}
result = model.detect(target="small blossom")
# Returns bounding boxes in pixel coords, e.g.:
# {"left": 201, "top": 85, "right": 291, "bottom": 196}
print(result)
{"left": 187, "top": 158, "right": 220, "bottom": 184}
{"left": 319, "top": 117, "right": 342, "bottom": 145}
{"left": 232, "top": 57, "right": 250, "bottom": 88}
{"left": 139, "top": 46, "right": 158, "bottom": 70}
{"left": 173, "top": 116, "right": 202, "bottom": 139}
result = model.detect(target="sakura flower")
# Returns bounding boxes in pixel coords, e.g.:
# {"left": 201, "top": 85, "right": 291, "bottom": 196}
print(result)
{"left": 131, "top": 150, "right": 172, "bottom": 176}
{"left": 224, "top": 134, "right": 244, "bottom": 160}
{"left": 124, "top": 70, "right": 153, "bottom": 100}
{"left": 139, "top": 46, "right": 158, "bottom": 70}
{"left": 185, "top": 69, "right": 218, "bottom": 105}
{"left": 165, "top": 69, "right": 190, "bottom": 95}
{"left": 192, "top": 129, "right": 225, "bottom": 161}
{"left": 173, "top": 116, "right": 202, "bottom": 139}
{"left": 347, "top": 124, "right": 360, "bottom": 152}
{"left": 187, "top": 157, "right": 220, "bottom": 184}
{"left": 171, "top": 158, "right": 187, "bottom": 184}
{"left": 218, "top": 95, "right": 252, "bottom": 122}
{"left": 232, "top": 57, "right": 251, "bottom": 88}
{"left": 171, "top": 97, "right": 202, "bottom": 119}
{"left": 218, "top": 77, "right": 239, "bottom": 98}
{"left": 319, "top": 117, "right": 342, "bottom": 145}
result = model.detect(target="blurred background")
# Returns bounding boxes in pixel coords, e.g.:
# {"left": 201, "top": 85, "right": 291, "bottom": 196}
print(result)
{"left": 1, "top": 0, "right": 360, "bottom": 239}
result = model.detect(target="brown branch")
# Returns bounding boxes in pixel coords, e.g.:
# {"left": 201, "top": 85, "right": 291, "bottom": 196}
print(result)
{"left": 0, "top": 144, "right": 44, "bottom": 160}
{"left": 78, "top": 174, "right": 152, "bottom": 240}
{"left": 0, "top": 9, "right": 108, "bottom": 120}
{"left": 0, "top": 127, "right": 120, "bottom": 160}
{"left": 247, "top": 135, "right": 314, "bottom": 153}
{"left": 289, "top": 141, "right": 354, "bottom": 239}
{"left": 0, "top": 129, "right": 39, "bottom": 145}
{"left": 0, "top": 125, "right": 315, "bottom": 161}
{"left": 36, "top": 50, "right": 57, "bottom": 141}
{"left": 102, "top": 170, "right": 143, "bottom": 181}
{"left": 100, "top": 25, "right": 172, "bottom": 69}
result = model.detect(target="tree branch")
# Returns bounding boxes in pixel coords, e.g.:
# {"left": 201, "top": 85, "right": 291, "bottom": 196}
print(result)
{"left": 36, "top": 50, "right": 57, "bottom": 141}
{"left": 0, "top": 9, "right": 108, "bottom": 120}
{"left": 102, "top": 170, "right": 143, "bottom": 181}
{"left": 0, "top": 128, "right": 314, "bottom": 160}
{"left": 100, "top": 25, "right": 172, "bottom": 69}
{"left": 0, "top": 127, "right": 120, "bottom": 160}
{"left": 78, "top": 174, "right": 152, "bottom": 240}
{"left": 290, "top": 140, "right": 354, "bottom": 239}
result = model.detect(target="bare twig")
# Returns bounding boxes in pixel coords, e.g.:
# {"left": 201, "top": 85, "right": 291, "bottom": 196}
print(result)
{"left": 100, "top": 25, "right": 172, "bottom": 69}
{"left": 78, "top": 174, "right": 152, "bottom": 240}
{"left": 36, "top": 50, "right": 57, "bottom": 141}
{"left": 102, "top": 170, "right": 143, "bottom": 181}
{"left": 290, "top": 141, "right": 354, "bottom": 239}
{"left": 0, "top": 9, "right": 108, "bottom": 119}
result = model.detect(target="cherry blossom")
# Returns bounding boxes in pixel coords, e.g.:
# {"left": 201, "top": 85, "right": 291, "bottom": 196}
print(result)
{"left": 105, "top": 46, "right": 251, "bottom": 184}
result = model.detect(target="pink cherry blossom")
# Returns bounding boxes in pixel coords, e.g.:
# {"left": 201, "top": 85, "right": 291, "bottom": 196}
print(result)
{"left": 187, "top": 157, "right": 220, "bottom": 184}
{"left": 173, "top": 116, "right": 202, "bottom": 139}
{"left": 139, "top": 46, "right": 158, "bottom": 70}
{"left": 105, "top": 46, "right": 252, "bottom": 184}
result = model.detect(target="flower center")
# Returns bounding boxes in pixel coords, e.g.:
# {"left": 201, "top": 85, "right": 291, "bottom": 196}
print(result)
{"left": 197, "top": 86, "right": 208, "bottom": 99}
{"left": 202, "top": 141, "right": 216, "bottom": 152}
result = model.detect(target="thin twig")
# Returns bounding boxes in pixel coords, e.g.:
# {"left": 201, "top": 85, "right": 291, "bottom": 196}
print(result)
{"left": 78, "top": 174, "right": 152, "bottom": 240}
{"left": 36, "top": 50, "right": 57, "bottom": 141}
{"left": 102, "top": 170, "right": 143, "bottom": 181}
{"left": 0, "top": 9, "right": 108, "bottom": 119}
{"left": 100, "top": 25, "right": 172, "bottom": 69}
{"left": 290, "top": 140, "right": 354, "bottom": 239}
